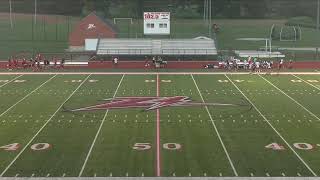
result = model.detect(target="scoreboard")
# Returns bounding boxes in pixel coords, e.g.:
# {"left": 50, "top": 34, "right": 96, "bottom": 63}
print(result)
{"left": 144, "top": 12, "right": 170, "bottom": 35}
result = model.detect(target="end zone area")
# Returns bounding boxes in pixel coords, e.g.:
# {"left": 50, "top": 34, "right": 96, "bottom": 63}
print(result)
{"left": 0, "top": 72, "right": 319, "bottom": 177}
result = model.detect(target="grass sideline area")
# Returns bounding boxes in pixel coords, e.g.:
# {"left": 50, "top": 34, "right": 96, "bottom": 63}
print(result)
{"left": 0, "top": 73, "right": 319, "bottom": 177}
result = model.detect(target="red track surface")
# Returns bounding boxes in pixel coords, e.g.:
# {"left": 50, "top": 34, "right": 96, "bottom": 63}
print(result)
{"left": 1, "top": 61, "right": 320, "bottom": 69}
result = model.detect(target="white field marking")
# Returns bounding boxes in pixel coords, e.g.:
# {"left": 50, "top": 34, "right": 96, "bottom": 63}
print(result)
{"left": 297, "top": 172, "right": 301, "bottom": 176}
{"left": 0, "top": 75, "right": 23, "bottom": 88}
{"left": 78, "top": 74, "right": 125, "bottom": 177}
{"left": 281, "top": 172, "right": 286, "bottom": 177}
{"left": 266, "top": 173, "right": 270, "bottom": 177}
{"left": 191, "top": 74, "right": 238, "bottom": 177}
{"left": 62, "top": 173, "right": 66, "bottom": 177}
{"left": 1, "top": 72, "right": 320, "bottom": 76}
{"left": 259, "top": 75, "right": 320, "bottom": 122}
{"left": 46, "top": 173, "right": 50, "bottom": 177}
{"left": 156, "top": 74, "right": 161, "bottom": 177}
{"left": 225, "top": 74, "right": 317, "bottom": 177}
{"left": 14, "top": 174, "right": 19, "bottom": 177}
{"left": 292, "top": 74, "right": 320, "bottom": 91}
{"left": 31, "top": 173, "right": 35, "bottom": 177}
{"left": 0, "top": 74, "right": 92, "bottom": 177}
{"left": 0, "top": 75, "right": 57, "bottom": 119}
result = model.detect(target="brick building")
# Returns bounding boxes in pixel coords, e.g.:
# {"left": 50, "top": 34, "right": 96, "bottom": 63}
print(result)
{"left": 69, "top": 12, "right": 117, "bottom": 51}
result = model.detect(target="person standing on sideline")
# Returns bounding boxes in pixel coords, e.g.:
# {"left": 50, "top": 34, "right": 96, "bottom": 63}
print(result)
{"left": 113, "top": 56, "right": 118, "bottom": 67}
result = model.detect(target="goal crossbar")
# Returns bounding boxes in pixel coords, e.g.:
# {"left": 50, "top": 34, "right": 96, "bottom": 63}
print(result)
{"left": 113, "top": 18, "right": 133, "bottom": 24}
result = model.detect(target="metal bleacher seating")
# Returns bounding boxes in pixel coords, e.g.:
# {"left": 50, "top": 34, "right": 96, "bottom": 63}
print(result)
{"left": 96, "top": 38, "right": 217, "bottom": 55}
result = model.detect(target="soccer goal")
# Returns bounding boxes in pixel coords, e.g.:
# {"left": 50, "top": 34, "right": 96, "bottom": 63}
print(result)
{"left": 113, "top": 18, "right": 134, "bottom": 25}
{"left": 280, "top": 26, "right": 302, "bottom": 41}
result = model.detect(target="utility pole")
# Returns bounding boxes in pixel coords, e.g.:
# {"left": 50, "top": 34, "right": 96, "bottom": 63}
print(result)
{"left": 204, "top": 0, "right": 206, "bottom": 22}
{"left": 9, "top": 0, "right": 13, "bottom": 29}
{"left": 317, "top": 0, "right": 319, "bottom": 60}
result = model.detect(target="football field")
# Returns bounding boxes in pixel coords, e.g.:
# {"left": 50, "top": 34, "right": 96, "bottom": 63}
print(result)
{"left": 0, "top": 72, "right": 320, "bottom": 177}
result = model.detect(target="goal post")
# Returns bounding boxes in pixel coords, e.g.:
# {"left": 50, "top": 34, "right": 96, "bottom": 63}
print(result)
{"left": 113, "top": 18, "right": 133, "bottom": 25}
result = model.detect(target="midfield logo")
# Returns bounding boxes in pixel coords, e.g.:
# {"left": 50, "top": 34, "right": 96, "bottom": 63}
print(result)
{"left": 66, "top": 96, "right": 241, "bottom": 112}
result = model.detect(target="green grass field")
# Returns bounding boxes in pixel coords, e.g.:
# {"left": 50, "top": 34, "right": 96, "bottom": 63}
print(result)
{"left": 0, "top": 72, "right": 320, "bottom": 177}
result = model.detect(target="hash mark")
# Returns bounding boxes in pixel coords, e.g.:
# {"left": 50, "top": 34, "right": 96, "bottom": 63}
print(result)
{"left": 204, "top": 173, "right": 207, "bottom": 177}
{"left": 266, "top": 173, "right": 270, "bottom": 177}
{"left": 219, "top": 173, "right": 222, "bottom": 176}
{"left": 31, "top": 173, "right": 35, "bottom": 177}
{"left": 109, "top": 173, "right": 112, "bottom": 177}
{"left": 297, "top": 172, "right": 301, "bottom": 176}
{"left": 46, "top": 173, "right": 50, "bottom": 177}
{"left": 15, "top": 174, "right": 19, "bottom": 177}
{"left": 281, "top": 172, "right": 285, "bottom": 177}
{"left": 172, "top": 173, "right": 176, "bottom": 177}
{"left": 250, "top": 173, "right": 254, "bottom": 177}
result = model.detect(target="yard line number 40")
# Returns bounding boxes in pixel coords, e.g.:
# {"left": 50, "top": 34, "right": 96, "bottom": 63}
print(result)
{"left": 0, "top": 143, "right": 51, "bottom": 151}
{"left": 266, "top": 142, "right": 316, "bottom": 151}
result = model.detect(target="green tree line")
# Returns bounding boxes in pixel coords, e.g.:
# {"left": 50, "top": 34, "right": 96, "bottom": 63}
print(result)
{"left": 0, "top": 0, "right": 318, "bottom": 19}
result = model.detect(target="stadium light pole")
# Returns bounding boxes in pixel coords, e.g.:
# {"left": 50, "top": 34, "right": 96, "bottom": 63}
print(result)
{"left": 317, "top": 0, "right": 320, "bottom": 30}
{"left": 9, "top": 0, "right": 13, "bottom": 29}
{"left": 34, "top": 0, "right": 37, "bottom": 25}
{"left": 208, "top": 0, "right": 212, "bottom": 37}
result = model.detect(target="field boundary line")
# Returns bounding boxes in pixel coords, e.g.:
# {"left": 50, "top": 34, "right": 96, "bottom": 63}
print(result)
{"left": 259, "top": 75, "right": 320, "bottom": 121}
{"left": 0, "top": 75, "right": 57, "bottom": 118}
{"left": 78, "top": 74, "right": 125, "bottom": 177}
{"left": 156, "top": 74, "right": 161, "bottom": 177}
{"left": 191, "top": 74, "right": 238, "bottom": 177}
{"left": 0, "top": 75, "right": 23, "bottom": 88}
{"left": 0, "top": 72, "right": 320, "bottom": 75}
{"left": 225, "top": 74, "right": 317, "bottom": 177}
{"left": 0, "top": 74, "right": 92, "bottom": 177}
{"left": 292, "top": 74, "right": 320, "bottom": 91}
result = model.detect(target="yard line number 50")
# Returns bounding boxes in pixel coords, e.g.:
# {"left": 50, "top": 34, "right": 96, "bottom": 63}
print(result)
{"left": 133, "top": 143, "right": 182, "bottom": 151}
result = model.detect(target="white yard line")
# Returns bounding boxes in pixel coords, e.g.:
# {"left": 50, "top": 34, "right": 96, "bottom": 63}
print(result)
{"left": 0, "top": 75, "right": 23, "bottom": 88}
{"left": 0, "top": 72, "right": 320, "bottom": 75}
{"left": 0, "top": 74, "right": 92, "bottom": 177}
{"left": 259, "top": 75, "right": 320, "bottom": 121}
{"left": 78, "top": 74, "right": 125, "bottom": 177}
{"left": 191, "top": 74, "right": 238, "bottom": 177}
{"left": 291, "top": 74, "right": 320, "bottom": 91}
{"left": 225, "top": 74, "right": 317, "bottom": 177}
{"left": 0, "top": 75, "right": 57, "bottom": 118}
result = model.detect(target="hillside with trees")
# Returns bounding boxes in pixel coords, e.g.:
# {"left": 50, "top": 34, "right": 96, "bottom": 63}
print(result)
{"left": 0, "top": 0, "right": 318, "bottom": 19}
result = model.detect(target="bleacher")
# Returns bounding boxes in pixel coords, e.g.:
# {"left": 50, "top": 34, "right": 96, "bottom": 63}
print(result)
{"left": 97, "top": 39, "right": 153, "bottom": 55}
{"left": 161, "top": 39, "right": 217, "bottom": 55}
{"left": 96, "top": 38, "right": 217, "bottom": 55}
